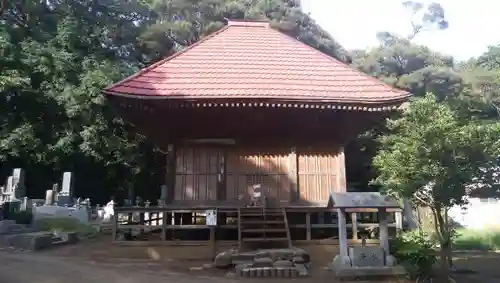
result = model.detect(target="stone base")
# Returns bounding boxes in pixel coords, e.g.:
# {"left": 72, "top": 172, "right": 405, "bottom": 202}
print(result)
{"left": 330, "top": 255, "right": 406, "bottom": 280}
{"left": 215, "top": 247, "right": 311, "bottom": 277}
{"left": 214, "top": 247, "right": 310, "bottom": 268}
{"left": 53, "top": 231, "right": 79, "bottom": 246}
{"left": 0, "top": 232, "right": 53, "bottom": 251}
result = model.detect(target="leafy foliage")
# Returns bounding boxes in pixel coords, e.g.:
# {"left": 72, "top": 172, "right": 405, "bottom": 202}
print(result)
{"left": 0, "top": 0, "right": 350, "bottom": 202}
{"left": 373, "top": 93, "right": 500, "bottom": 278}
{"left": 373, "top": 94, "right": 500, "bottom": 207}
{"left": 391, "top": 230, "right": 437, "bottom": 279}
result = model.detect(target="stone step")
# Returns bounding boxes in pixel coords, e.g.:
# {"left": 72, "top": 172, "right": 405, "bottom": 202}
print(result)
{"left": 237, "top": 266, "right": 307, "bottom": 277}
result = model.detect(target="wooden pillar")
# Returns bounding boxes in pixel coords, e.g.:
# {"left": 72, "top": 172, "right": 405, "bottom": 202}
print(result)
{"left": 306, "top": 212, "right": 311, "bottom": 241}
{"left": 395, "top": 210, "right": 403, "bottom": 232}
{"left": 289, "top": 147, "right": 299, "bottom": 202}
{"left": 351, "top": 212, "right": 358, "bottom": 240}
{"left": 216, "top": 149, "right": 227, "bottom": 201}
{"left": 112, "top": 213, "right": 118, "bottom": 240}
{"left": 165, "top": 144, "right": 176, "bottom": 203}
{"left": 336, "top": 147, "right": 347, "bottom": 191}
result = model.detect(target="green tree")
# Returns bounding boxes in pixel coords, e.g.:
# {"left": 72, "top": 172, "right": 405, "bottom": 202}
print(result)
{"left": 373, "top": 93, "right": 500, "bottom": 280}
{"left": 0, "top": 0, "right": 352, "bottom": 201}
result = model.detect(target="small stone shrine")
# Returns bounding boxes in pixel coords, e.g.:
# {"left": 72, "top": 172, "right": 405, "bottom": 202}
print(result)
{"left": 328, "top": 192, "right": 406, "bottom": 279}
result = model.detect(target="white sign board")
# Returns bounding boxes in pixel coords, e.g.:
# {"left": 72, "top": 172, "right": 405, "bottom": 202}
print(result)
{"left": 206, "top": 209, "right": 217, "bottom": 226}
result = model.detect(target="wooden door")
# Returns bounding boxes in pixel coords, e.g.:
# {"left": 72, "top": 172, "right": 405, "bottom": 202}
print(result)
{"left": 226, "top": 147, "right": 292, "bottom": 206}
{"left": 174, "top": 146, "right": 227, "bottom": 203}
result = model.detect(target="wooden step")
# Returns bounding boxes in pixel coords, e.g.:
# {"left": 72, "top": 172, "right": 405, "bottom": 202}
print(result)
{"left": 241, "top": 228, "right": 287, "bottom": 233}
{"left": 240, "top": 220, "right": 285, "bottom": 224}
{"left": 240, "top": 214, "right": 283, "bottom": 217}
{"left": 237, "top": 207, "right": 292, "bottom": 249}
{"left": 242, "top": 238, "right": 288, "bottom": 243}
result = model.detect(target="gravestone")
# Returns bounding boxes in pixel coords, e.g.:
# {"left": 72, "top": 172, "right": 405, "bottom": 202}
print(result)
{"left": 52, "top": 183, "right": 60, "bottom": 204}
{"left": 5, "top": 176, "right": 13, "bottom": 195}
{"left": 12, "top": 168, "right": 26, "bottom": 199}
{"left": 58, "top": 172, "right": 74, "bottom": 206}
{"left": 45, "top": 190, "right": 55, "bottom": 205}
{"left": 159, "top": 184, "right": 167, "bottom": 206}
{"left": 20, "top": 197, "right": 32, "bottom": 211}
{"left": 1, "top": 176, "right": 14, "bottom": 204}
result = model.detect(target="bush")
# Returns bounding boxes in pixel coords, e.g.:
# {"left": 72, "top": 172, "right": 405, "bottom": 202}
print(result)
{"left": 453, "top": 228, "right": 500, "bottom": 251}
{"left": 390, "top": 230, "right": 437, "bottom": 279}
{"left": 35, "top": 217, "right": 97, "bottom": 238}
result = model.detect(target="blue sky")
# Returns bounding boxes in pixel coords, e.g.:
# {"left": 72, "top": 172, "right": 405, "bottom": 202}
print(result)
{"left": 302, "top": 0, "right": 499, "bottom": 61}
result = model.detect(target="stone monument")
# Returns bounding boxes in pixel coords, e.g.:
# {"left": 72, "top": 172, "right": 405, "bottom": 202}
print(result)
{"left": 12, "top": 168, "right": 26, "bottom": 199}
{"left": 4, "top": 176, "right": 13, "bottom": 202}
{"left": 58, "top": 172, "right": 74, "bottom": 206}
{"left": 328, "top": 192, "right": 406, "bottom": 279}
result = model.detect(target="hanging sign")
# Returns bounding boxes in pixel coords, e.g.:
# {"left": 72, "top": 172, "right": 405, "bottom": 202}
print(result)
{"left": 206, "top": 209, "right": 217, "bottom": 226}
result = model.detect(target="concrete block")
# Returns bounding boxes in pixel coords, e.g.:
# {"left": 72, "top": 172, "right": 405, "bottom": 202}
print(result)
{"left": 253, "top": 257, "right": 273, "bottom": 267}
{"left": 295, "top": 263, "right": 309, "bottom": 277}
{"left": 4, "top": 232, "right": 53, "bottom": 251}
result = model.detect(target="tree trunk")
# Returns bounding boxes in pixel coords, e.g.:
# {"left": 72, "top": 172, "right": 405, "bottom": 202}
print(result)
{"left": 434, "top": 206, "right": 452, "bottom": 282}
{"left": 438, "top": 240, "right": 452, "bottom": 282}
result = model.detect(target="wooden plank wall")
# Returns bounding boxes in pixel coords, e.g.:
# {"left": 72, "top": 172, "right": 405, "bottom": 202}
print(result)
{"left": 174, "top": 147, "right": 221, "bottom": 201}
{"left": 226, "top": 148, "right": 291, "bottom": 205}
{"left": 297, "top": 147, "right": 346, "bottom": 204}
{"left": 173, "top": 145, "right": 346, "bottom": 205}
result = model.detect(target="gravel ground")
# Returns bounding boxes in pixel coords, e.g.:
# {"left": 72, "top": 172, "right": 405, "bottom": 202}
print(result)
{"left": 0, "top": 251, "right": 235, "bottom": 283}
{"left": 1, "top": 241, "right": 498, "bottom": 283}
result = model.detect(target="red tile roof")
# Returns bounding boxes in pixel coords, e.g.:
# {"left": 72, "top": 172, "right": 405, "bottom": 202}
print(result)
{"left": 104, "top": 20, "right": 410, "bottom": 105}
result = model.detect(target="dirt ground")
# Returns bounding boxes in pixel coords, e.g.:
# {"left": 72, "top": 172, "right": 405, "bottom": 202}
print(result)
{"left": 2, "top": 237, "right": 499, "bottom": 283}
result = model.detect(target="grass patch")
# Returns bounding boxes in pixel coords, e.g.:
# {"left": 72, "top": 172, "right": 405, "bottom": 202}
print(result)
{"left": 35, "top": 217, "right": 98, "bottom": 238}
{"left": 453, "top": 228, "right": 500, "bottom": 251}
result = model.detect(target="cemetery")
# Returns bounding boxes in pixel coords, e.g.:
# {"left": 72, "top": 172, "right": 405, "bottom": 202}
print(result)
{"left": 0, "top": 168, "right": 97, "bottom": 251}
{"left": 0, "top": 165, "right": 410, "bottom": 280}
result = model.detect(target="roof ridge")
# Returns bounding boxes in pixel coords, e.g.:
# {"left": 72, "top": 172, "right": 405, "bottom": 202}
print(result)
{"left": 264, "top": 27, "right": 409, "bottom": 97}
{"left": 226, "top": 19, "right": 270, "bottom": 28}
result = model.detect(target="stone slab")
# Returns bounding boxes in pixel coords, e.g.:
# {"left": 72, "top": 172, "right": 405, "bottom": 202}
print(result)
{"left": 253, "top": 257, "right": 273, "bottom": 267}
{"left": 0, "top": 220, "right": 16, "bottom": 234}
{"left": 215, "top": 247, "right": 310, "bottom": 268}
{"left": 214, "top": 249, "right": 237, "bottom": 268}
{"left": 0, "top": 232, "right": 53, "bottom": 251}
{"left": 295, "top": 263, "right": 309, "bottom": 277}
{"left": 54, "top": 231, "right": 79, "bottom": 244}
{"left": 273, "top": 259, "right": 294, "bottom": 267}
{"left": 331, "top": 265, "right": 407, "bottom": 280}
{"left": 293, "top": 256, "right": 306, "bottom": 263}
{"left": 329, "top": 192, "right": 399, "bottom": 208}
{"left": 349, "top": 246, "right": 385, "bottom": 267}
